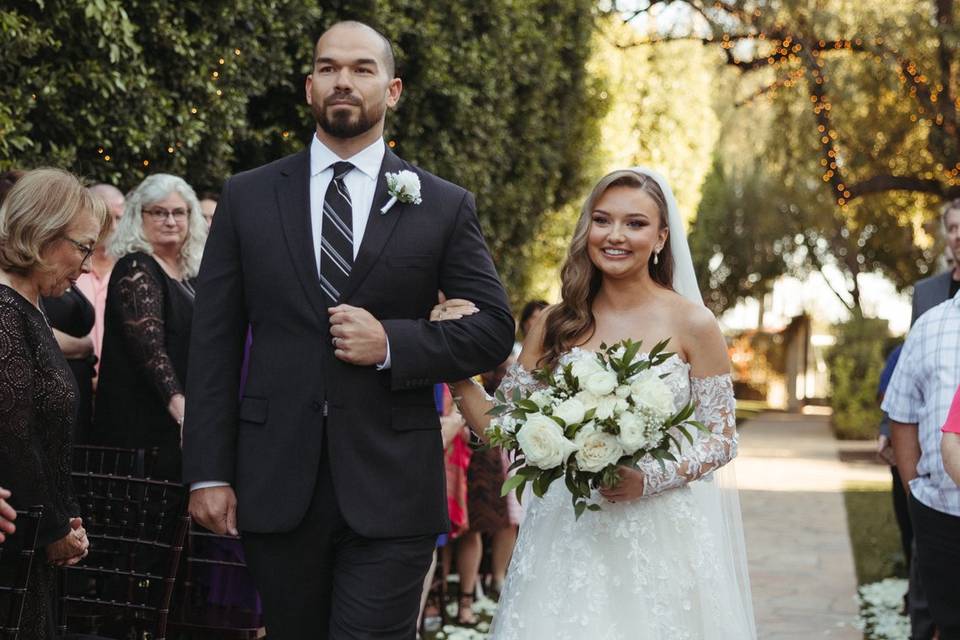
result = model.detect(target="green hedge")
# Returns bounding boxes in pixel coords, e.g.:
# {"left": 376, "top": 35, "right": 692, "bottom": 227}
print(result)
{"left": 826, "top": 315, "right": 889, "bottom": 440}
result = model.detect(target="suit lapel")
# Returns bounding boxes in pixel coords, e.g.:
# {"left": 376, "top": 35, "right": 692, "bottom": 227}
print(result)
{"left": 340, "top": 149, "right": 406, "bottom": 301}
{"left": 275, "top": 149, "right": 329, "bottom": 324}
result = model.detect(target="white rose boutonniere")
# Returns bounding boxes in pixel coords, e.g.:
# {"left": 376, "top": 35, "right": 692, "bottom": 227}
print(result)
{"left": 380, "top": 170, "right": 422, "bottom": 215}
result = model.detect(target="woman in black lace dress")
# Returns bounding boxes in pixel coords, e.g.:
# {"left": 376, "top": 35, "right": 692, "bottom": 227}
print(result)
{"left": 92, "top": 174, "right": 207, "bottom": 481}
{"left": 0, "top": 168, "right": 106, "bottom": 639}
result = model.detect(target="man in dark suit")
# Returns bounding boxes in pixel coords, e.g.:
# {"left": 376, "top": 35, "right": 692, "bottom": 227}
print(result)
{"left": 893, "top": 198, "right": 960, "bottom": 639}
{"left": 182, "top": 21, "right": 515, "bottom": 639}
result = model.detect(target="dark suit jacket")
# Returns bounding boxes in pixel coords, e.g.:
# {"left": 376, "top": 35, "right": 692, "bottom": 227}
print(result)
{"left": 182, "top": 147, "right": 515, "bottom": 537}
{"left": 911, "top": 271, "right": 955, "bottom": 327}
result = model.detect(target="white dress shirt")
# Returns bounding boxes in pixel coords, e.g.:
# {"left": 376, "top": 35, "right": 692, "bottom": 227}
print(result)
{"left": 191, "top": 136, "right": 391, "bottom": 492}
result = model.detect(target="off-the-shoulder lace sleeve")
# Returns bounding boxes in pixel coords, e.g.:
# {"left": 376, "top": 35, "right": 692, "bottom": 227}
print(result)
{"left": 637, "top": 373, "right": 738, "bottom": 496}
{"left": 115, "top": 259, "right": 182, "bottom": 402}
{"left": 497, "top": 361, "right": 544, "bottom": 397}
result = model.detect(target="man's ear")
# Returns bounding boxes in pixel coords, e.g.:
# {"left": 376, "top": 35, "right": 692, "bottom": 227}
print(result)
{"left": 386, "top": 78, "right": 403, "bottom": 109}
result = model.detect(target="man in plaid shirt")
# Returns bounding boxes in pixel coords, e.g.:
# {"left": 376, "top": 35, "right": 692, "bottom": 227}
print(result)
{"left": 883, "top": 293, "right": 960, "bottom": 639}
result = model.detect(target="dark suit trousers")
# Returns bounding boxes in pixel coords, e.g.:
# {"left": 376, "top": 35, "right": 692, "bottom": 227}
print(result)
{"left": 241, "top": 443, "right": 436, "bottom": 639}
{"left": 908, "top": 494, "right": 960, "bottom": 640}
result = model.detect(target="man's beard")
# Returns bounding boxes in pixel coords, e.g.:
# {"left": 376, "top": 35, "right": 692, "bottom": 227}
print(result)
{"left": 313, "top": 96, "right": 383, "bottom": 139}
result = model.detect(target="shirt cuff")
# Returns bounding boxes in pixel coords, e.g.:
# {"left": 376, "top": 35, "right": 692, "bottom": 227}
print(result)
{"left": 377, "top": 337, "right": 391, "bottom": 370}
{"left": 191, "top": 481, "right": 230, "bottom": 492}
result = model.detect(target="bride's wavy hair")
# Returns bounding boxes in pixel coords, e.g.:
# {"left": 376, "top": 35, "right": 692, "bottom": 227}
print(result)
{"left": 540, "top": 170, "right": 673, "bottom": 370}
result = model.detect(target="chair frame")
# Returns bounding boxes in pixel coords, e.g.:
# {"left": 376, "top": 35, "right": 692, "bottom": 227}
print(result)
{"left": 0, "top": 506, "right": 44, "bottom": 640}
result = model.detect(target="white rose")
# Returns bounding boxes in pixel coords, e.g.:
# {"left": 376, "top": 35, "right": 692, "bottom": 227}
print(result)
{"left": 570, "top": 354, "right": 605, "bottom": 383}
{"left": 585, "top": 370, "right": 618, "bottom": 397}
{"left": 594, "top": 395, "right": 620, "bottom": 421}
{"left": 575, "top": 390, "right": 600, "bottom": 412}
{"left": 618, "top": 411, "right": 652, "bottom": 454}
{"left": 553, "top": 397, "right": 586, "bottom": 426}
{"left": 615, "top": 385, "right": 632, "bottom": 399}
{"left": 516, "top": 413, "right": 578, "bottom": 470}
{"left": 574, "top": 424, "right": 625, "bottom": 473}
{"left": 631, "top": 373, "right": 676, "bottom": 418}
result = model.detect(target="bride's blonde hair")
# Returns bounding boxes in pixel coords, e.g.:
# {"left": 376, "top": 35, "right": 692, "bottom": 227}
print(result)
{"left": 539, "top": 170, "right": 673, "bottom": 370}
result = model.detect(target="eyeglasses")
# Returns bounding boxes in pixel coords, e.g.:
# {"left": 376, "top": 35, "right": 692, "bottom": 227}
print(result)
{"left": 63, "top": 237, "right": 95, "bottom": 265}
{"left": 142, "top": 207, "right": 189, "bottom": 221}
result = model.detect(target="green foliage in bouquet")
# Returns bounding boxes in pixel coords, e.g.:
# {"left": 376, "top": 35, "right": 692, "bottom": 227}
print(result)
{"left": 487, "top": 339, "right": 709, "bottom": 519}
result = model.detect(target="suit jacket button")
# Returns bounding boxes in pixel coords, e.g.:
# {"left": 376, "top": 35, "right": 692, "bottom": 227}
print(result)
{"left": 311, "top": 401, "right": 322, "bottom": 412}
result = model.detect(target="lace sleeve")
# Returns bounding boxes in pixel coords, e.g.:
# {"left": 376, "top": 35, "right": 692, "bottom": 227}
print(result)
{"left": 115, "top": 260, "right": 183, "bottom": 402}
{"left": 637, "top": 373, "right": 738, "bottom": 496}
{"left": 497, "top": 362, "right": 543, "bottom": 397}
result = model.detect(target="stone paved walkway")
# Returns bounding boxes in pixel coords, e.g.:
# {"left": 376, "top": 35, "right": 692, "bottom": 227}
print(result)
{"left": 737, "top": 410, "right": 888, "bottom": 640}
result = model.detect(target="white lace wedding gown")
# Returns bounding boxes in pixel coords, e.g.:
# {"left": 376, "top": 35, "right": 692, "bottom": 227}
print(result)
{"left": 490, "top": 349, "right": 756, "bottom": 639}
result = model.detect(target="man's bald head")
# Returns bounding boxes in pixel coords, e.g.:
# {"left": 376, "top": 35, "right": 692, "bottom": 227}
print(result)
{"left": 89, "top": 183, "right": 125, "bottom": 222}
{"left": 315, "top": 21, "right": 396, "bottom": 78}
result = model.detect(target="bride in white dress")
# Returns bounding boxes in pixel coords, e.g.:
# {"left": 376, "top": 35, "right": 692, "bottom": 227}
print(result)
{"left": 445, "top": 168, "right": 757, "bottom": 639}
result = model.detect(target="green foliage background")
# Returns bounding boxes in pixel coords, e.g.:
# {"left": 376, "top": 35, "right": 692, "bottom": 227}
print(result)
{"left": 0, "top": 0, "right": 603, "bottom": 306}
{"left": 825, "top": 315, "right": 889, "bottom": 439}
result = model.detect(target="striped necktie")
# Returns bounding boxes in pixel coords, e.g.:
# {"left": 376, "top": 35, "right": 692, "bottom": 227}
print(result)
{"left": 319, "top": 161, "right": 354, "bottom": 305}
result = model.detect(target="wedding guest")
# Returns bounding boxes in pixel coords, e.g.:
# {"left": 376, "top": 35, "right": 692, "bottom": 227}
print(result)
{"left": 883, "top": 291, "right": 960, "bottom": 638}
{"left": 877, "top": 343, "right": 911, "bottom": 575}
{"left": 519, "top": 299, "right": 548, "bottom": 339}
{"left": 0, "top": 170, "right": 99, "bottom": 441}
{"left": 0, "top": 487, "right": 16, "bottom": 543}
{"left": 76, "top": 183, "right": 125, "bottom": 371}
{"left": 0, "top": 168, "right": 102, "bottom": 638}
{"left": 455, "top": 354, "right": 519, "bottom": 624}
{"left": 92, "top": 174, "right": 207, "bottom": 480}
{"left": 198, "top": 191, "right": 218, "bottom": 227}
{"left": 892, "top": 198, "right": 960, "bottom": 639}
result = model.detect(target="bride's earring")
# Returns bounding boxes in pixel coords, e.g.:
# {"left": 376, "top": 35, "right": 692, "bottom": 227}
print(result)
{"left": 653, "top": 250, "right": 659, "bottom": 266}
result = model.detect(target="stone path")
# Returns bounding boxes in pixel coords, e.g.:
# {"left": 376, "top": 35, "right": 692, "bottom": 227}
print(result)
{"left": 737, "top": 410, "right": 888, "bottom": 640}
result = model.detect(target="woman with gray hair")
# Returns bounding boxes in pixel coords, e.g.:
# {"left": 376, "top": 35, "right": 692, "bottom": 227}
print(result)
{"left": 92, "top": 174, "right": 207, "bottom": 480}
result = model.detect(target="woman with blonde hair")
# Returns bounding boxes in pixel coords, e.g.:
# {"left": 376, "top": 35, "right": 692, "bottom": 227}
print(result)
{"left": 0, "top": 167, "right": 106, "bottom": 638}
{"left": 92, "top": 173, "right": 207, "bottom": 480}
{"left": 440, "top": 168, "right": 756, "bottom": 638}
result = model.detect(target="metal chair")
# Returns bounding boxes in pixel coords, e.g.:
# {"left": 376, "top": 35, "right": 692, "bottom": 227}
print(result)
{"left": 0, "top": 506, "right": 44, "bottom": 640}
{"left": 167, "top": 521, "right": 263, "bottom": 639}
{"left": 59, "top": 473, "right": 188, "bottom": 639}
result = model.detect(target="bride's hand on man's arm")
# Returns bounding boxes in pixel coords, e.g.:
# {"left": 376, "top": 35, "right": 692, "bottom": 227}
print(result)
{"left": 430, "top": 298, "right": 478, "bottom": 322}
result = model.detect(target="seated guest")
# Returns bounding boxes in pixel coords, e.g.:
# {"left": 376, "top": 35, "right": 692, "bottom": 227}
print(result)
{"left": 93, "top": 174, "right": 207, "bottom": 480}
{"left": 0, "top": 487, "right": 15, "bottom": 543}
{"left": 0, "top": 168, "right": 103, "bottom": 638}
{"left": 198, "top": 191, "right": 218, "bottom": 227}
{"left": 941, "top": 387, "right": 960, "bottom": 486}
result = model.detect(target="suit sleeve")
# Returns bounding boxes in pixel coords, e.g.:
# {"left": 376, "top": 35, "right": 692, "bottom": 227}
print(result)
{"left": 181, "top": 178, "right": 249, "bottom": 485}
{"left": 910, "top": 281, "right": 922, "bottom": 328}
{"left": 381, "top": 191, "right": 515, "bottom": 390}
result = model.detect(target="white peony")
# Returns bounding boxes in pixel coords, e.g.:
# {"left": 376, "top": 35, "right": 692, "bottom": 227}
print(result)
{"left": 575, "top": 390, "right": 600, "bottom": 413}
{"left": 631, "top": 372, "right": 676, "bottom": 418}
{"left": 615, "top": 384, "right": 632, "bottom": 399}
{"left": 574, "top": 423, "right": 625, "bottom": 473}
{"left": 584, "top": 370, "right": 618, "bottom": 397}
{"left": 516, "top": 413, "right": 578, "bottom": 470}
{"left": 553, "top": 397, "right": 586, "bottom": 426}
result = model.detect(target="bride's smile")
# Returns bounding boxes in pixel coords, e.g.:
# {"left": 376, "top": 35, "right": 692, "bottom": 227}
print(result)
{"left": 587, "top": 185, "right": 668, "bottom": 279}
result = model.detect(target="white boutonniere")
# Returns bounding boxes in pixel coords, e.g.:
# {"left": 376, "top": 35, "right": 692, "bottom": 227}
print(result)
{"left": 379, "top": 170, "right": 422, "bottom": 215}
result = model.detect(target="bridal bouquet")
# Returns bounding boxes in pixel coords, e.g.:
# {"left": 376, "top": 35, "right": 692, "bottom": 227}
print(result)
{"left": 486, "top": 339, "right": 708, "bottom": 519}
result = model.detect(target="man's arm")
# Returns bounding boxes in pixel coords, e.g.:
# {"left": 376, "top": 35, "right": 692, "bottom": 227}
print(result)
{"left": 943, "top": 432, "right": 960, "bottom": 486}
{"left": 381, "top": 191, "right": 515, "bottom": 388}
{"left": 891, "top": 421, "right": 922, "bottom": 493}
{"left": 181, "top": 178, "right": 248, "bottom": 487}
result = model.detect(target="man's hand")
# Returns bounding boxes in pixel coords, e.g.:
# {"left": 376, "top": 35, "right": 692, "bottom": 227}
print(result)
{"left": 328, "top": 304, "right": 388, "bottom": 366}
{"left": 189, "top": 486, "right": 239, "bottom": 536}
